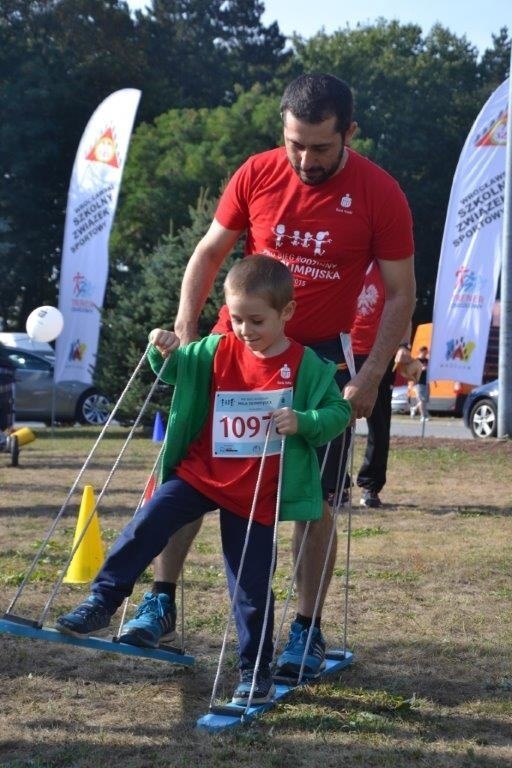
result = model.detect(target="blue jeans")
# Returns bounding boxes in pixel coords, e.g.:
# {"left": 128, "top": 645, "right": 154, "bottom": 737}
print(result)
{"left": 91, "top": 474, "right": 275, "bottom": 669}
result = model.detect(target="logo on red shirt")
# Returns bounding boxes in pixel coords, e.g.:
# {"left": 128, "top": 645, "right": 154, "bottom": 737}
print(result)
{"left": 336, "top": 192, "right": 353, "bottom": 214}
{"left": 272, "top": 224, "right": 332, "bottom": 255}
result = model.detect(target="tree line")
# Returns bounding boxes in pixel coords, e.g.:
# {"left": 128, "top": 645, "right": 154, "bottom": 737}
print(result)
{"left": 0, "top": 0, "right": 509, "bottom": 407}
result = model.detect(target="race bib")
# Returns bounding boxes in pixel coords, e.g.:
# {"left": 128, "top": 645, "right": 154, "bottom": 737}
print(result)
{"left": 212, "top": 388, "right": 293, "bottom": 457}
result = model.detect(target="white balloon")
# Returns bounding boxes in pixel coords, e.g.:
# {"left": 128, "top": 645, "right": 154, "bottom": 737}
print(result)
{"left": 26, "top": 306, "right": 64, "bottom": 342}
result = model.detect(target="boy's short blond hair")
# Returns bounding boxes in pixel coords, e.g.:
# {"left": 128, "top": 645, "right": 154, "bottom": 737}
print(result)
{"left": 224, "top": 254, "right": 294, "bottom": 311}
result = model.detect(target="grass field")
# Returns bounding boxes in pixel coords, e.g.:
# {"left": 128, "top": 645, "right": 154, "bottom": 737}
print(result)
{"left": 0, "top": 427, "right": 511, "bottom": 768}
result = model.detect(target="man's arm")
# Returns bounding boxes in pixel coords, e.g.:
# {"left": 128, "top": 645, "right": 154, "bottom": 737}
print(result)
{"left": 345, "top": 255, "right": 416, "bottom": 418}
{"left": 173, "top": 218, "right": 242, "bottom": 345}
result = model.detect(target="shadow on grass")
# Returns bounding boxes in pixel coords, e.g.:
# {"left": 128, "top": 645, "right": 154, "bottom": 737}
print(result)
{"left": 34, "top": 427, "right": 152, "bottom": 442}
{"left": 0, "top": 747, "right": 507, "bottom": 768}
{"left": 0, "top": 502, "right": 140, "bottom": 519}
{"left": 1, "top": 631, "right": 510, "bottom": 706}
{"left": 380, "top": 503, "right": 512, "bottom": 517}
{"left": 0, "top": 710, "right": 509, "bottom": 768}
{"left": 0, "top": 630, "right": 511, "bottom": 767}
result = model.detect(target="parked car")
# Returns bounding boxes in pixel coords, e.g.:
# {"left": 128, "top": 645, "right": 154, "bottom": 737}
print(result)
{"left": 391, "top": 385, "right": 410, "bottom": 414}
{"left": 0, "top": 345, "right": 110, "bottom": 425}
{"left": 0, "top": 332, "right": 55, "bottom": 362}
{"left": 462, "top": 380, "right": 499, "bottom": 438}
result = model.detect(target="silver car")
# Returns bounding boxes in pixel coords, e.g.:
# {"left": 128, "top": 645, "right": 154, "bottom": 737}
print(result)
{"left": 391, "top": 385, "right": 411, "bottom": 414}
{"left": 0, "top": 346, "right": 110, "bottom": 425}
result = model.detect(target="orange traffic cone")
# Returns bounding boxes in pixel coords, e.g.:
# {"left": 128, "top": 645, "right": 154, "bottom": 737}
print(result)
{"left": 63, "top": 485, "right": 105, "bottom": 584}
{"left": 143, "top": 473, "right": 157, "bottom": 506}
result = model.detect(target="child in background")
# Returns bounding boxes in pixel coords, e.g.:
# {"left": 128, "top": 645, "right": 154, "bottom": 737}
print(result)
{"left": 56, "top": 255, "right": 351, "bottom": 704}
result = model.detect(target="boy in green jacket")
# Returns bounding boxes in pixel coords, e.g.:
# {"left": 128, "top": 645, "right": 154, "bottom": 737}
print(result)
{"left": 56, "top": 255, "right": 351, "bottom": 704}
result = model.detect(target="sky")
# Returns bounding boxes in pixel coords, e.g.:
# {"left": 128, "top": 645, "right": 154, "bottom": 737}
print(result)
{"left": 128, "top": 0, "right": 510, "bottom": 55}
{"left": 259, "top": 0, "right": 509, "bottom": 54}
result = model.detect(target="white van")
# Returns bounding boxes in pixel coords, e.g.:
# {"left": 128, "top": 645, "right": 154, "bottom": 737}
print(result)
{"left": 0, "top": 332, "right": 55, "bottom": 362}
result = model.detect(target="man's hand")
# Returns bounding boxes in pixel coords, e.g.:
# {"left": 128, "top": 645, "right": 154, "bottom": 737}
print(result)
{"left": 394, "top": 346, "right": 413, "bottom": 367}
{"left": 394, "top": 345, "right": 422, "bottom": 383}
{"left": 273, "top": 407, "right": 298, "bottom": 435}
{"left": 148, "top": 328, "right": 180, "bottom": 357}
{"left": 343, "top": 370, "right": 380, "bottom": 420}
{"left": 398, "top": 358, "right": 423, "bottom": 383}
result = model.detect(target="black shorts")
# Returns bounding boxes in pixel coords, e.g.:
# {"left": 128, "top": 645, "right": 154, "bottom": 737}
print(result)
{"left": 309, "top": 337, "right": 353, "bottom": 497}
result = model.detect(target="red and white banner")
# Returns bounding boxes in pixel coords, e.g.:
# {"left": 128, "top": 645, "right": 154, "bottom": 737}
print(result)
{"left": 54, "top": 89, "right": 141, "bottom": 383}
{"left": 429, "top": 79, "right": 508, "bottom": 384}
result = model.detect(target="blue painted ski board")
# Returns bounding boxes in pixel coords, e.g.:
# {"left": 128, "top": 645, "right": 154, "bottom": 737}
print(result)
{"left": 0, "top": 617, "right": 195, "bottom": 666}
{"left": 197, "top": 649, "right": 353, "bottom": 732}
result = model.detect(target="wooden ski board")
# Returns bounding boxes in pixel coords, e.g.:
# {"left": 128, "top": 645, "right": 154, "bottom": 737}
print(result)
{"left": 0, "top": 617, "right": 195, "bottom": 666}
{"left": 197, "top": 650, "right": 353, "bottom": 732}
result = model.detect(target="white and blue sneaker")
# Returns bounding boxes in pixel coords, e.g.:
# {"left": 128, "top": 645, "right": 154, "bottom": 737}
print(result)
{"left": 275, "top": 620, "right": 326, "bottom": 678}
{"left": 232, "top": 667, "right": 276, "bottom": 706}
{"left": 118, "top": 592, "right": 176, "bottom": 648}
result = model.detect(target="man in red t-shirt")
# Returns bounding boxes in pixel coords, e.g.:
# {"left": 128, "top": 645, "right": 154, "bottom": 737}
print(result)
{"left": 125, "top": 73, "right": 416, "bottom": 676}
{"left": 351, "top": 261, "right": 414, "bottom": 508}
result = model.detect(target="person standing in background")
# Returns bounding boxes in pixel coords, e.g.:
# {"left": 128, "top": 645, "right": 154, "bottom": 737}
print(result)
{"left": 410, "top": 346, "right": 430, "bottom": 420}
{"left": 0, "top": 343, "right": 15, "bottom": 441}
{"left": 351, "top": 262, "right": 415, "bottom": 508}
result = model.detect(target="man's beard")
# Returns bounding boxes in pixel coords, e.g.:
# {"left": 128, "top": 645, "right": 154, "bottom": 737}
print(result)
{"left": 291, "top": 146, "right": 345, "bottom": 186}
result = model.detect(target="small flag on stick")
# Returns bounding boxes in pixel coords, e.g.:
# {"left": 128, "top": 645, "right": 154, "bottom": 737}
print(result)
{"left": 152, "top": 411, "right": 165, "bottom": 442}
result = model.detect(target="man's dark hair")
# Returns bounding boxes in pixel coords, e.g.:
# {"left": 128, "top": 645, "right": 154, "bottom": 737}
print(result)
{"left": 280, "top": 73, "right": 353, "bottom": 135}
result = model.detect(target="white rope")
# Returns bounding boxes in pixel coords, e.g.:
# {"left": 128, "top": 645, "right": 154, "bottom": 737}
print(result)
{"left": 113, "top": 444, "right": 187, "bottom": 655}
{"left": 178, "top": 569, "right": 186, "bottom": 653}
{"left": 337, "top": 333, "right": 356, "bottom": 653}
{"left": 115, "top": 444, "right": 165, "bottom": 636}
{"left": 6, "top": 345, "right": 171, "bottom": 625}
{"left": 39, "top": 351, "right": 173, "bottom": 624}
{"left": 342, "top": 430, "right": 355, "bottom": 653}
{"left": 6, "top": 345, "right": 151, "bottom": 616}
{"left": 208, "top": 417, "right": 278, "bottom": 710}
{"left": 272, "top": 443, "right": 330, "bottom": 654}
{"left": 295, "top": 427, "right": 353, "bottom": 684}
{"left": 274, "top": 332, "right": 356, "bottom": 675}
{"left": 241, "top": 433, "right": 285, "bottom": 717}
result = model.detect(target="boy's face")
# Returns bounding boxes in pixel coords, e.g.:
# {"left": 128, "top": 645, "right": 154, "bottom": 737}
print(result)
{"left": 225, "top": 290, "right": 295, "bottom": 357}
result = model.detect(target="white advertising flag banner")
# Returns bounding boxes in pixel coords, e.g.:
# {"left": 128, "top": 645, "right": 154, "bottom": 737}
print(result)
{"left": 429, "top": 79, "right": 508, "bottom": 385}
{"left": 54, "top": 88, "right": 141, "bottom": 383}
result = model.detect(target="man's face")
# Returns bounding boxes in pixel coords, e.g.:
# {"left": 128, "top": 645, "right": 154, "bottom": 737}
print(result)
{"left": 283, "top": 112, "right": 345, "bottom": 186}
